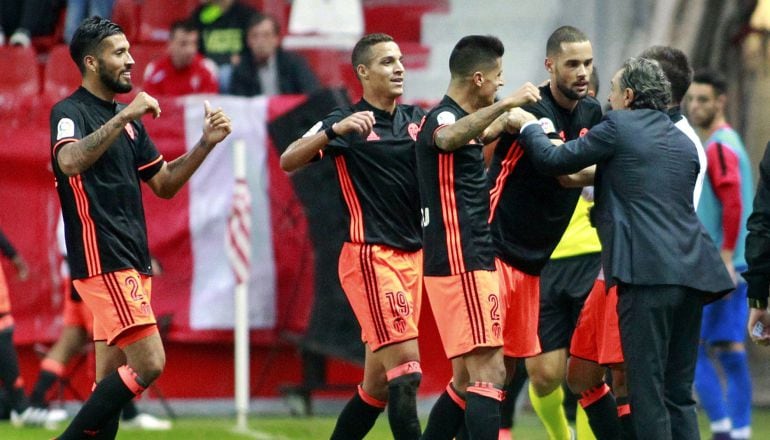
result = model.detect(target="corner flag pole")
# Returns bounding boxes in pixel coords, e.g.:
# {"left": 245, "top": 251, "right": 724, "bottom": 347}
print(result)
{"left": 227, "top": 140, "right": 251, "bottom": 431}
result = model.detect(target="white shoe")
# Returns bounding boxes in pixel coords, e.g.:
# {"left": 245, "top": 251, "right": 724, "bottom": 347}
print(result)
{"left": 44, "top": 408, "right": 68, "bottom": 429}
{"left": 11, "top": 407, "right": 48, "bottom": 427}
{"left": 122, "top": 413, "right": 172, "bottom": 430}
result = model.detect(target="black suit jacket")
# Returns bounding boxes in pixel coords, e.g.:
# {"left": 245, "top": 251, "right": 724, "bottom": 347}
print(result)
{"left": 520, "top": 109, "right": 733, "bottom": 298}
{"left": 229, "top": 49, "right": 320, "bottom": 96}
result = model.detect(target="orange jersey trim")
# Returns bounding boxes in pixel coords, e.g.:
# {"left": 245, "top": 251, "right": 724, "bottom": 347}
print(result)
{"left": 360, "top": 244, "right": 390, "bottom": 344}
{"left": 69, "top": 175, "right": 101, "bottom": 276}
{"left": 137, "top": 154, "right": 164, "bottom": 171}
{"left": 103, "top": 272, "right": 134, "bottom": 328}
{"left": 335, "top": 156, "right": 365, "bottom": 242}
{"left": 439, "top": 153, "right": 465, "bottom": 274}
{"left": 489, "top": 140, "right": 524, "bottom": 223}
{"left": 462, "top": 271, "right": 486, "bottom": 345}
{"left": 52, "top": 138, "right": 77, "bottom": 156}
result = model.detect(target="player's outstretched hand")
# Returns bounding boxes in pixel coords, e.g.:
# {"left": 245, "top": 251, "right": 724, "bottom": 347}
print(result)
{"left": 124, "top": 92, "right": 161, "bottom": 120}
{"left": 507, "top": 82, "right": 541, "bottom": 108}
{"left": 333, "top": 111, "right": 376, "bottom": 138}
{"left": 202, "top": 100, "right": 233, "bottom": 147}
{"left": 748, "top": 307, "right": 770, "bottom": 346}
{"left": 504, "top": 108, "right": 537, "bottom": 133}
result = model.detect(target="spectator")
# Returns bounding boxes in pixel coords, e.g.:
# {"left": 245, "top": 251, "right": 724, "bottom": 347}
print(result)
{"left": 230, "top": 13, "right": 320, "bottom": 97}
{"left": 63, "top": 0, "right": 114, "bottom": 43}
{"left": 189, "top": 0, "right": 258, "bottom": 92}
{"left": 0, "top": 0, "right": 64, "bottom": 47}
{"left": 143, "top": 19, "right": 219, "bottom": 96}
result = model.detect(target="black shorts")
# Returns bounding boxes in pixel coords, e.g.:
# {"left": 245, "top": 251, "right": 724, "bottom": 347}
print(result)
{"left": 537, "top": 253, "right": 601, "bottom": 352}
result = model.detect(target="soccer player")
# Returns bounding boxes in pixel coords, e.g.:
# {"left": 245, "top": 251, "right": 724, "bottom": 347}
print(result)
{"left": 566, "top": 45, "right": 708, "bottom": 440}
{"left": 687, "top": 68, "right": 754, "bottom": 440}
{"left": 280, "top": 33, "right": 426, "bottom": 440}
{"left": 486, "top": 26, "right": 602, "bottom": 440}
{"left": 28, "top": 218, "right": 171, "bottom": 430}
{"left": 50, "top": 17, "right": 232, "bottom": 438}
{"left": 416, "top": 35, "right": 539, "bottom": 440}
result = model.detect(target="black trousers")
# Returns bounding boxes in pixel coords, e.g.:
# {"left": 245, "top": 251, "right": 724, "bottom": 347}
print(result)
{"left": 617, "top": 284, "right": 703, "bottom": 440}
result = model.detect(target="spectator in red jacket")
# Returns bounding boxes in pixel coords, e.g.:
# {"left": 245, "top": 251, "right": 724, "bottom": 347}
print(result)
{"left": 143, "top": 20, "right": 219, "bottom": 96}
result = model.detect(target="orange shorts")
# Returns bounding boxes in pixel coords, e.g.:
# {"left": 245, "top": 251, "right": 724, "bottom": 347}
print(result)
{"left": 62, "top": 282, "right": 94, "bottom": 334}
{"left": 425, "top": 270, "right": 503, "bottom": 359}
{"left": 570, "top": 280, "right": 623, "bottom": 365}
{"left": 73, "top": 269, "right": 158, "bottom": 347}
{"left": 338, "top": 243, "right": 423, "bottom": 352}
{"left": 495, "top": 258, "right": 541, "bottom": 358}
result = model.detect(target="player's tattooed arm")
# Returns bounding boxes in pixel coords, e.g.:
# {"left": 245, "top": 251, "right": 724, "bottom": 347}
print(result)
{"left": 57, "top": 114, "right": 131, "bottom": 176}
{"left": 57, "top": 92, "right": 161, "bottom": 176}
{"left": 479, "top": 112, "right": 509, "bottom": 144}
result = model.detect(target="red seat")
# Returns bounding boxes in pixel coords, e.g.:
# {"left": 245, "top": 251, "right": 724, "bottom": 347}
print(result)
{"left": 138, "top": 0, "right": 199, "bottom": 42}
{"left": 112, "top": 0, "right": 141, "bottom": 42}
{"left": 0, "top": 46, "right": 40, "bottom": 110}
{"left": 43, "top": 45, "right": 81, "bottom": 103}
{"left": 129, "top": 42, "right": 167, "bottom": 89}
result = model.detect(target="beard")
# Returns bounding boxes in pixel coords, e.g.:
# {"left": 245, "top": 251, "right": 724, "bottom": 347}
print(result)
{"left": 99, "top": 67, "right": 133, "bottom": 94}
{"left": 556, "top": 79, "right": 586, "bottom": 101}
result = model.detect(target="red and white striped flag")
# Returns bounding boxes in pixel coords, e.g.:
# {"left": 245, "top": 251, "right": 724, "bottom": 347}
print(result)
{"left": 226, "top": 154, "right": 252, "bottom": 285}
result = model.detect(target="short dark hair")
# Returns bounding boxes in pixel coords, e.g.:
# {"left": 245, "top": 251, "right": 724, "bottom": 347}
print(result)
{"left": 546, "top": 26, "right": 589, "bottom": 57}
{"left": 351, "top": 33, "right": 394, "bottom": 68}
{"left": 247, "top": 13, "right": 280, "bottom": 36}
{"left": 619, "top": 57, "right": 671, "bottom": 111}
{"left": 69, "top": 16, "right": 124, "bottom": 74}
{"left": 589, "top": 68, "right": 599, "bottom": 96}
{"left": 692, "top": 68, "right": 728, "bottom": 96}
{"left": 638, "top": 45, "right": 692, "bottom": 104}
{"left": 448, "top": 35, "right": 504, "bottom": 78}
{"left": 170, "top": 19, "right": 198, "bottom": 36}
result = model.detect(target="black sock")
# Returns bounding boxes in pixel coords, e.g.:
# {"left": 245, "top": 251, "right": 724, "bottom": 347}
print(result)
{"left": 31, "top": 369, "right": 59, "bottom": 407}
{"left": 421, "top": 385, "right": 465, "bottom": 440}
{"left": 329, "top": 387, "right": 385, "bottom": 440}
{"left": 616, "top": 396, "right": 635, "bottom": 440}
{"left": 92, "top": 412, "right": 120, "bottom": 440}
{"left": 464, "top": 388, "right": 501, "bottom": 440}
{"left": 501, "top": 359, "right": 528, "bottom": 430}
{"left": 57, "top": 369, "right": 139, "bottom": 440}
{"left": 0, "top": 328, "right": 27, "bottom": 412}
{"left": 580, "top": 385, "right": 620, "bottom": 440}
{"left": 122, "top": 399, "right": 138, "bottom": 420}
{"left": 387, "top": 372, "right": 421, "bottom": 440}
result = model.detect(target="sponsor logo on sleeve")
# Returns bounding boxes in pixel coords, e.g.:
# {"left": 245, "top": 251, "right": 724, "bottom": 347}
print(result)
{"left": 56, "top": 118, "right": 75, "bottom": 140}
{"left": 436, "top": 111, "right": 456, "bottom": 126}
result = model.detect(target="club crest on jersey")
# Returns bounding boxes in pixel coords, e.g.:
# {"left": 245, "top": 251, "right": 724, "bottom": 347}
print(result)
{"left": 56, "top": 118, "right": 75, "bottom": 140}
{"left": 436, "top": 111, "right": 456, "bottom": 126}
{"left": 579, "top": 127, "right": 589, "bottom": 137}
{"left": 124, "top": 123, "right": 136, "bottom": 140}
{"left": 407, "top": 122, "right": 419, "bottom": 141}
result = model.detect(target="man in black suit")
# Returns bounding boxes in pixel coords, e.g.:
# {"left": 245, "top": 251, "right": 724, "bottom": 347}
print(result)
{"left": 507, "top": 57, "right": 734, "bottom": 439}
{"left": 230, "top": 13, "right": 320, "bottom": 96}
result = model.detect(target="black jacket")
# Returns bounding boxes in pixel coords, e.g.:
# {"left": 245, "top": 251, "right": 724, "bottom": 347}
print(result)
{"left": 519, "top": 109, "right": 733, "bottom": 299}
{"left": 229, "top": 49, "right": 320, "bottom": 96}
{"left": 744, "top": 141, "right": 770, "bottom": 300}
